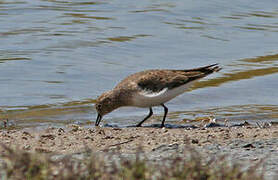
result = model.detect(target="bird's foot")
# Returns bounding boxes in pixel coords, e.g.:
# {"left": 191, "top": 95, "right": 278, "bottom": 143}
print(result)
{"left": 136, "top": 124, "right": 142, "bottom": 127}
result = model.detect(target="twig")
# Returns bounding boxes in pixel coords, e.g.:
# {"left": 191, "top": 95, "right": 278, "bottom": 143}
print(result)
{"left": 109, "top": 139, "right": 134, "bottom": 147}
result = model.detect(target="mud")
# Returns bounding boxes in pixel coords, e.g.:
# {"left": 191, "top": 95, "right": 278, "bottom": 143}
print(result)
{"left": 0, "top": 123, "right": 277, "bottom": 179}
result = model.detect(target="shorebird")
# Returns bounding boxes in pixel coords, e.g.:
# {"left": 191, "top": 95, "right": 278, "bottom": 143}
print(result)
{"left": 95, "top": 64, "right": 221, "bottom": 127}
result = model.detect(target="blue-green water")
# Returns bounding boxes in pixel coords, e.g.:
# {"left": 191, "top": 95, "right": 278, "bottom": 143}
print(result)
{"left": 1, "top": 0, "right": 278, "bottom": 128}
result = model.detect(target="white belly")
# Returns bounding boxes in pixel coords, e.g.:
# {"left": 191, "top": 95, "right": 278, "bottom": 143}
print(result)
{"left": 132, "top": 82, "right": 194, "bottom": 107}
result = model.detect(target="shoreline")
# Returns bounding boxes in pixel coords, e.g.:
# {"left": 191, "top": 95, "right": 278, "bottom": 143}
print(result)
{"left": 0, "top": 124, "right": 277, "bottom": 179}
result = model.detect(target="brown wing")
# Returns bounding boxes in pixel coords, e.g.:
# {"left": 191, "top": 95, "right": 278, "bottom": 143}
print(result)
{"left": 115, "top": 64, "right": 221, "bottom": 92}
{"left": 136, "top": 70, "right": 189, "bottom": 92}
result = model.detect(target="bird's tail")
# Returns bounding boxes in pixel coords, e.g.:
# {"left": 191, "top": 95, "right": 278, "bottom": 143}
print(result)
{"left": 184, "top": 64, "right": 221, "bottom": 74}
{"left": 182, "top": 64, "right": 221, "bottom": 82}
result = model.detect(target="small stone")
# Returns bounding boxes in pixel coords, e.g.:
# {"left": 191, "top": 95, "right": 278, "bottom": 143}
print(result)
{"left": 22, "top": 131, "right": 31, "bottom": 136}
{"left": 22, "top": 136, "right": 28, "bottom": 140}
{"left": 243, "top": 143, "right": 255, "bottom": 149}
{"left": 113, "top": 128, "right": 122, "bottom": 131}
{"left": 97, "top": 129, "right": 106, "bottom": 135}
{"left": 23, "top": 145, "right": 31, "bottom": 150}
{"left": 237, "top": 133, "right": 244, "bottom": 138}
{"left": 71, "top": 124, "right": 80, "bottom": 132}
{"left": 191, "top": 139, "right": 199, "bottom": 144}
{"left": 89, "top": 129, "right": 95, "bottom": 133}
{"left": 58, "top": 128, "right": 65, "bottom": 133}
{"left": 40, "top": 134, "right": 55, "bottom": 140}
{"left": 102, "top": 136, "right": 114, "bottom": 139}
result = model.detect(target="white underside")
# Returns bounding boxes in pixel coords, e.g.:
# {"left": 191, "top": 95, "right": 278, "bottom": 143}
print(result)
{"left": 132, "top": 81, "right": 196, "bottom": 107}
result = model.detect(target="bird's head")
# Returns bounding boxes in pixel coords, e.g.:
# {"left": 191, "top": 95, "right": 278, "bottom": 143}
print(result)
{"left": 95, "top": 90, "right": 120, "bottom": 126}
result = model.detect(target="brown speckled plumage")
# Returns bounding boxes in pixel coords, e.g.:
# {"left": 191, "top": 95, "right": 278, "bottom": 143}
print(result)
{"left": 116, "top": 64, "right": 220, "bottom": 92}
{"left": 95, "top": 64, "right": 221, "bottom": 127}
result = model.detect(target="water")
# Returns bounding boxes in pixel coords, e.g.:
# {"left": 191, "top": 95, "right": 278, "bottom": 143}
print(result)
{"left": 0, "top": 0, "right": 278, "bottom": 129}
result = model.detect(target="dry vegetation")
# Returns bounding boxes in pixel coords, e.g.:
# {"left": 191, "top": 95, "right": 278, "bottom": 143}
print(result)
{"left": 0, "top": 144, "right": 265, "bottom": 180}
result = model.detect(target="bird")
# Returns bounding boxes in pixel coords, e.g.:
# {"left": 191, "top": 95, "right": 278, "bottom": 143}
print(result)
{"left": 95, "top": 64, "right": 221, "bottom": 127}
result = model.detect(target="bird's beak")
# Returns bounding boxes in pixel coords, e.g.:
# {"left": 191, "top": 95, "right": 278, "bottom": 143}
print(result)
{"left": 95, "top": 114, "right": 102, "bottom": 126}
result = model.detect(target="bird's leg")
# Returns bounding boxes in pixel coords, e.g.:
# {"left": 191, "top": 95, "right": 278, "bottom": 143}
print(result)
{"left": 161, "top": 104, "right": 168, "bottom": 128}
{"left": 136, "top": 107, "right": 153, "bottom": 127}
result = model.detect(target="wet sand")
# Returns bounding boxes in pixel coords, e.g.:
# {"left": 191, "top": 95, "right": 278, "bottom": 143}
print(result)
{"left": 0, "top": 123, "right": 277, "bottom": 179}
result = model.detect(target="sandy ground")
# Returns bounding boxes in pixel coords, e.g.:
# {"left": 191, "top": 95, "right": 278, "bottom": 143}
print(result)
{"left": 0, "top": 123, "right": 278, "bottom": 179}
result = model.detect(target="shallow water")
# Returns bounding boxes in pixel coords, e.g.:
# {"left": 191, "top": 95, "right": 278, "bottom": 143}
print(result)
{"left": 0, "top": 0, "right": 278, "bottom": 129}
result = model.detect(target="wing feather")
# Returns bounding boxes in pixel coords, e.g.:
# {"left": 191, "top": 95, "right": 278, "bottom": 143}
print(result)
{"left": 115, "top": 64, "right": 221, "bottom": 93}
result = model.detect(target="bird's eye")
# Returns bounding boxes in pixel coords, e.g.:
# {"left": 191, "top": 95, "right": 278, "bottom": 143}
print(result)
{"left": 96, "top": 104, "right": 102, "bottom": 110}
